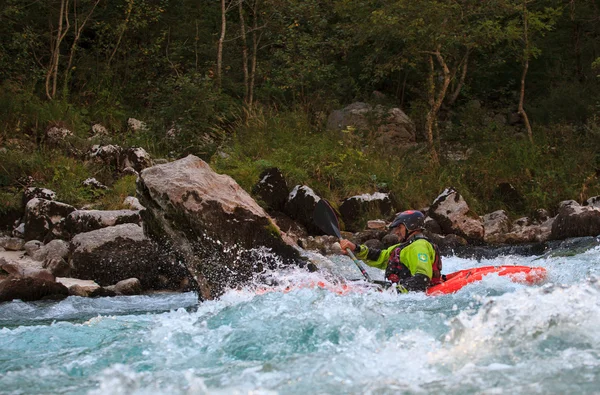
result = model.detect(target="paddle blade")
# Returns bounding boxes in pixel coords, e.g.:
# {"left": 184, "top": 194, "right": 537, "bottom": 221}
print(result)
{"left": 313, "top": 199, "right": 342, "bottom": 238}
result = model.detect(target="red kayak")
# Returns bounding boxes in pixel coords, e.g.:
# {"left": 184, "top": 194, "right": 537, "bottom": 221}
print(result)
{"left": 249, "top": 266, "right": 547, "bottom": 297}
{"left": 426, "top": 265, "right": 547, "bottom": 296}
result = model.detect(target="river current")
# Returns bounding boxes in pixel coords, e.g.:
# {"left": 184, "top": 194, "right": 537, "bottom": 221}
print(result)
{"left": 1, "top": 246, "right": 599, "bottom": 394}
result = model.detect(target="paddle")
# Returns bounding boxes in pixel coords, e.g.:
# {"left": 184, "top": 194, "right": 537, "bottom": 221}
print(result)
{"left": 313, "top": 199, "right": 373, "bottom": 282}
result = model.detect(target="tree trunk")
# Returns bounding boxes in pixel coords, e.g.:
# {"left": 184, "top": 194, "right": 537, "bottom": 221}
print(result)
{"left": 63, "top": 0, "right": 101, "bottom": 97}
{"left": 249, "top": 0, "right": 260, "bottom": 106}
{"left": 448, "top": 48, "right": 470, "bottom": 106}
{"left": 216, "top": 0, "right": 227, "bottom": 89}
{"left": 424, "top": 47, "right": 451, "bottom": 164}
{"left": 108, "top": 0, "right": 134, "bottom": 67}
{"left": 239, "top": 0, "right": 249, "bottom": 103}
{"left": 46, "top": 0, "right": 70, "bottom": 100}
{"left": 518, "top": 0, "right": 534, "bottom": 144}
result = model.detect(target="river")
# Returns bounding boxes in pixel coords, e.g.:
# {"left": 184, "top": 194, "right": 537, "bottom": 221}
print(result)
{"left": 1, "top": 247, "right": 599, "bottom": 394}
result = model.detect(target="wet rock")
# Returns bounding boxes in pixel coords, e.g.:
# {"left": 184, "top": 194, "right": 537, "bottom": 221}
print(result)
{"left": 429, "top": 187, "right": 484, "bottom": 242}
{"left": 339, "top": 192, "right": 394, "bottom": 232}
{"left": 24, "top": 198, "right": 76, "bottom": 242}
{"left": 284, "top": 185, "right": 322, "bottom": 234}
{"left": 0, "top": 277, "right": 68, "bottom": 302}
{"left": 137, "top": 155, "right": 302, "bottom": 300}
{"left": 66, "top": 210, "right": 141, "bottom": 235}
{"left": 298, "top": 235, "right": 339, "bottom": 255}
{"left": 270, "top": 212, "right": 308, "bottom": 244}
{"left": 113, "top": 278, "right": 142, "bottom": 296}
{"left": 70, "top": 223, "right": 180, "bottom": 289}
{"left": 252, "top": 168, "right": 289, "bottom": 212}
{"left": 0, "top": 256, "right": 55, "bottom": 282}
{"left": 551, "top": 201, "right": 600, "bottom": 240}
{"left": 57, "top": 278, "right": 101, "bottom": 297}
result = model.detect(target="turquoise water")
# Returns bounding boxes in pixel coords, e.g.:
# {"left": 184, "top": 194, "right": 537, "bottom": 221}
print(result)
{"left": 1, "top": 248, "right": 599, "bottom": 394}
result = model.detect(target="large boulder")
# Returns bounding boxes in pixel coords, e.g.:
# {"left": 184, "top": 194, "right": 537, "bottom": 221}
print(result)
{"left": 339, "top": 192, "right": 394, "bottom": 232}
{"left": 327, "top": 102, "right": 416, "bottom": 150}
{"left": 429, "top": 187, "right": 484, "bottom": 242}
{"left": 551, "top": 201, "right": 600, "bottom": 240}
{"left": 137, "top": 155, "right": 302, "bottom": 300}
{"left": 252, "top": 167, "right": 289, "bottom": 212}
{"left": 69, "top": 223, "right": 188, "bottom": 289}
{"left": 24, "top": 198, "right": 76, "bottom": 242}
{"left": 65, "top": 209, "right": 141, "bottom": 235}
{"left": 284, "top": 185, "right": 322, "bottom": 234}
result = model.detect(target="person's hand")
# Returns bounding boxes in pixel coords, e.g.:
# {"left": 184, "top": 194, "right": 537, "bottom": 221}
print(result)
{"left": 339, "top": 239, "right": 356, "bottom": 255}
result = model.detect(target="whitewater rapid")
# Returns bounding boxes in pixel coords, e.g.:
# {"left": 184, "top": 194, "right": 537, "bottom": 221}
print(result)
{"left": 0, "top": 247, "right": 599, "bottom": 394}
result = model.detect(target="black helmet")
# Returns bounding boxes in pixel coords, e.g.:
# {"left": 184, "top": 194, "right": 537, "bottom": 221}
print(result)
{"left": 389, "top": 210, "right": 425, "bottom": 232}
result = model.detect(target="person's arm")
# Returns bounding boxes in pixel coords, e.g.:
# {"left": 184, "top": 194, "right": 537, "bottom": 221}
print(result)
{"left": 339, "top": 239, "right": 396, "bottom": 270}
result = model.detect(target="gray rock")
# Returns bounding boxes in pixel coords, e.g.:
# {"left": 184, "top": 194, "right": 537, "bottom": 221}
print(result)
{"left": 284, "top": 185, "right": 322, "bottom": 234}
{"left": 127, "top": 118, "right": 147, "bottom": 133}
{"left": 551, "top": 203, "right": 600, "bottom": 240}
{"left": 483, "top": 210, "right": 511, "bottom": 244}
{"left": 24, "top": 240, "right": 44, "bottom": 259}
{"left": 339, "top": 192, "right": 394, "bottom": 232}
{"left": 23, "top": 187, "right": 56, "bottom": 205}
{"left": 429, "top": 187, "right": 484, "bottom": 242}
{"left": 113, "top": 278, "right": 142, "bottom": 296}
{"left": 123, "top": 196, "right": 145, "bottom": 210}
{"left": 83, "top": 178, "right": 108, "bottom": 190}
{"left": 121, "top": 147, "right": 152, "bottom": 172}
{"left": 586, "top": 196, "right": 600, "bottom": 208}
{"left": 327, "top": 102, "right": 416, "bottom": 151}
{"left": 0, "top": 236, "right": 25, "bottom": 251}
{"left": 66, "top": 209, "right": 141, "bottom": 235}
{"left": 24, "top": 198, "right": 76, "bottom": 242}
{"left": 252, "top": 167, "right": 289, "bottom": 212}
{"left": 137, "top": 155, "right": 302, "bottom": 300}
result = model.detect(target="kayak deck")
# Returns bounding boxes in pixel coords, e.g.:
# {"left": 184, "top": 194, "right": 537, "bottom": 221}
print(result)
{"left": 426, "top": 265, "right": 547, "bottom": 295}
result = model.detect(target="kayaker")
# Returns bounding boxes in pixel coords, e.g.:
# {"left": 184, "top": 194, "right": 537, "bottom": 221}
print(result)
{"left": 339, "top": 210, "right": 443, "bottom": 293}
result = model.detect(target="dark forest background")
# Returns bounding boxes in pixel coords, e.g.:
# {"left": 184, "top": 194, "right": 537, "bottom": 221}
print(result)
{"left": 1, "top": 0, "right": 600, "bottom": 223}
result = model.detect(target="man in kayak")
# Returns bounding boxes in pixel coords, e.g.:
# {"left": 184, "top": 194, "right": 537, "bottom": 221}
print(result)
{"left": 339, "top": 210, "right": 443, "bottom": 293}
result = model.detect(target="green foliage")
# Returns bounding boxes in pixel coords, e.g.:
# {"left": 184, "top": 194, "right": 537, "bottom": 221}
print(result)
{"left": 97, "top": 175, "right": 138, "bottom": 210}
{"left": 143, "top": 73, "right": 241, "bottom": 160}
{"left": 0, "top": 189, "right": 21, "bottom": 215}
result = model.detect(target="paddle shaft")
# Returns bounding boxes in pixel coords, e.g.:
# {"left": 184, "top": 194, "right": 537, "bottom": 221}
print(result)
{"left": 345, "top": 247, "right": 373, "bottom": 282}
